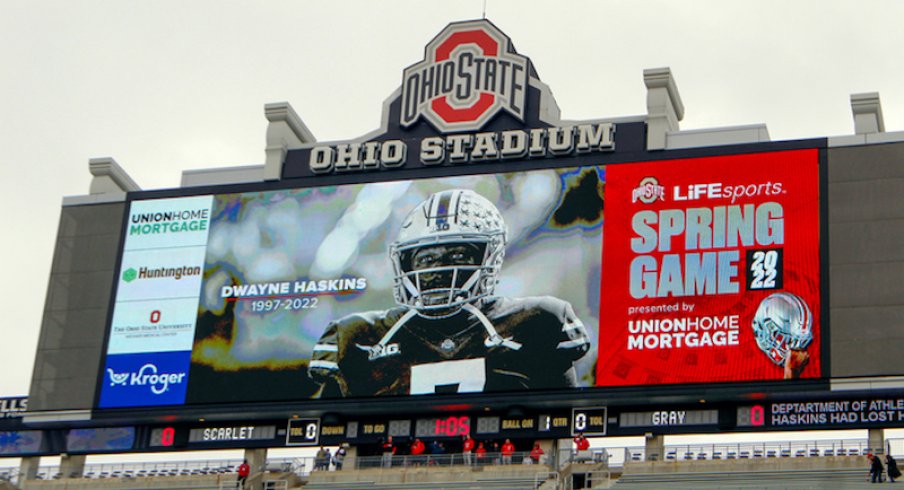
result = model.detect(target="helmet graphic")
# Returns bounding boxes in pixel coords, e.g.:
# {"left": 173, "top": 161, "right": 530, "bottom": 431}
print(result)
{"left": 752, "top": 292, "right": 813, "bottom": 365}
{"left": 391, "top": 189, "right": 506, "bottom": 317}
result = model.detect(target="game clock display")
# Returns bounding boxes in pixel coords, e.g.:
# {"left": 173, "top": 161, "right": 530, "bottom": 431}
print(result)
{"left": 414, "top": 416, "right": 470, "bottom": 437}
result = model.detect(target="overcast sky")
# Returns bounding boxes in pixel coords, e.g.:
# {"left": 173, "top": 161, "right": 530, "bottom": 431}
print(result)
{"left": 0, "top": 0, "right": 902, "bottom": 398}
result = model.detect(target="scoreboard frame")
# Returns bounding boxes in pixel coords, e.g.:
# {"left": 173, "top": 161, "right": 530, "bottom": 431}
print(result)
{"left": 89, "top": 139, "right": 830, "bottom": 423}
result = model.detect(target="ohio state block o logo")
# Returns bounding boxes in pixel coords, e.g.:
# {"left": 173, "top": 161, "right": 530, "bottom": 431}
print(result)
{"left": 401, "top": 20, "right": 530, "bottom": 133}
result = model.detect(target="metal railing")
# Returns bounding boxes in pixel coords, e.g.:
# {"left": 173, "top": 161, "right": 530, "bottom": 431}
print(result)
{"left": 556, "top": 448, "right": 610, "bottom": 469}
{"left": 264, "top": 480, "right": 288, "bottom": 490}
{"left": 624, "top": 438, "right": 875, "bottom": 464}
{"left": 885, "top": 438, "right": 904, "bottom": 457}
{"left": 534, "top": 470, "right": 559, "bottom": 488}
{"left": 573, "top": 470, "right": 612, "bottom": 489}
{"left": 553, "top": 439, "right": 880, "bottom": 469}
{"left": 9, "top": 456, "right": 314, "bottom": 482}
{"left": 353, "top": 450, "right": 548, "bottom": 469}
{"left": 0, "top": 467, "right": 22, "bottom": 486}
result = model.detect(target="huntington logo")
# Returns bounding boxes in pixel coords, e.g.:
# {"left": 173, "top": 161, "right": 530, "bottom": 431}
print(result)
{"left": 122, "top": 268, "right": 138, "bottom": 282}
{"left": 401, "top": 20, "right": 530, "bottom": 133}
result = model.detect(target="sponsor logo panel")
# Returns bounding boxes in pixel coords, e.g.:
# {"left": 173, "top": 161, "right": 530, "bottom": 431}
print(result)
{"left": 107, "top": 298, "right": 200, "bottom": 354}
{"left": 0, "top": 397, "right": 27, "bottom": 419}
{"left": 99, "top": 351, "right": 191, "bottom": 408}
{"left": 125, "top": 195, "right": 213, "bottom": 251}
{"left": 115, "top": 247, "right": 207, "bottom": 302}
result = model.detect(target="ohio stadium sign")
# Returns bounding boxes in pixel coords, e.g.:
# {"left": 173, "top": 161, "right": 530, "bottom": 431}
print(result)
{"left": 283, "top": 19, "right": 617, "bottom": 179}
{"left": 400, "top": 20, "right": 530, "bottom": 132}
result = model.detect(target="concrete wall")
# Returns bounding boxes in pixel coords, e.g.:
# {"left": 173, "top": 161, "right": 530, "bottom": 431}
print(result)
{"left": 828, "top": 141, "right": 904, "bottom": 377}
{"left": 27, "top": 203, "right": 125, "bottom": 411}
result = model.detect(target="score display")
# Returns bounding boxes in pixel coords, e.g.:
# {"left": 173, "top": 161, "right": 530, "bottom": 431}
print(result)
{"left": 572, "top": 407, "right": 607, "bottom": 436}
{"left": 149, "top": 427, "right": 178, "bottom": 447}
{"left": 286, "top": 419, "right": 320, "bottom": 446}
{"left": 737, "top": 405, "right": 767, "bottom": 428}
{"left": 414, "top": 416, "right": 470, "bottom": 437}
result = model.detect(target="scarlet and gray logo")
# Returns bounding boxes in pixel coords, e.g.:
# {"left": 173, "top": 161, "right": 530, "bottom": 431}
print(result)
{"left": 401, "top": 20, "right": 530, "bottom": 133}
{"left": 632, "top": 177, "right": 666, "bottom": 204}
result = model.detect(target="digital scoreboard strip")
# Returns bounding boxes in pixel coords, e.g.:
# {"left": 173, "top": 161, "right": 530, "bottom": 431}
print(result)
{"left": 9, "top": 396, "right": 904, "bottom": 456}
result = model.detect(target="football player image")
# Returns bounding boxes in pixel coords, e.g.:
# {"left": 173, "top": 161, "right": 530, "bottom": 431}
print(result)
{"left": 751, "top": 292, "right": 814, "bottom": 379}
{"left": 308, "top": 189, "right": 592, "bottom": 397}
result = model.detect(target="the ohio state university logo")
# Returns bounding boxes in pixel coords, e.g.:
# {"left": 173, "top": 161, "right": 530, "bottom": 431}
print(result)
{"left": 401, "top": 20, "right": 530, "bottom": 133}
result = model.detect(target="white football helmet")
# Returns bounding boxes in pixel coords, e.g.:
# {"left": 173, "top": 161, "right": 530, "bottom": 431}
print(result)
{"left": 752, "top": 292, "right": 813, "bottom": 365}
{"left": 391, "top": 189, "right": 506, "bottom": 317}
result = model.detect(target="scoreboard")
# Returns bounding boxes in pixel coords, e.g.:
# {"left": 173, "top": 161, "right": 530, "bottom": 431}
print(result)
{"left": 12, "top": 394, "right": 904, "bottom": 456}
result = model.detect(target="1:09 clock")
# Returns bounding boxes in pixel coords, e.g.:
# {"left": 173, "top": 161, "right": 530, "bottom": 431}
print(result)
{"left": 414, "top": 416, "right": 471, "bottom": 437}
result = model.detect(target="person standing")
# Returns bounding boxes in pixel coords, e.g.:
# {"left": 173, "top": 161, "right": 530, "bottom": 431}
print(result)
{"left": 475, "top": 442, "right": 487, "bottom": 466}
{"left": 314, "top": 447, "right": 328, "bottom": 471}
{"left": 573, "top": 432, "right": 591, "bottom": 463}
{"left": 870, "top": 453, "right": 885, "bottom": 483}
{"left": 501, "top": 439, "right": 515, "bottom": 465}
{"left": 237, "top": 460, "right": 250, "bottom": 489}
{"left": 529, "top": 442, "right": 544, "bottom": 464}
{"left": 462, "top": 434, "right": 475, "bottom": 466}
{"left": 410, "top": 438, "right": 425, "bottom": 465}
{"left": 382, "top": 436, "right": 396, "bottom": 468}
{"left": 333, "top": 444, "right": 348, "bottom": 471}
{"left": 887, "top": 454, "right": 901, "bottom": 483}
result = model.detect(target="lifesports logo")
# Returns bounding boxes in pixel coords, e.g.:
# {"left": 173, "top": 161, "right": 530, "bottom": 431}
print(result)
{"left": 99, "top": 351, "right": 190, "bottom": 408}
{"left": 401, "top": 20, "right": 529, "bottom": 132}
{"left": 672, "top": 181, "right": 784, "bottom": 204}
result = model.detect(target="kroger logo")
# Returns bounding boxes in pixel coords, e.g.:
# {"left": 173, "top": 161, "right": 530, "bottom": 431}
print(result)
{"left": 107, "top": 363, "right": 186, "bottom": 395}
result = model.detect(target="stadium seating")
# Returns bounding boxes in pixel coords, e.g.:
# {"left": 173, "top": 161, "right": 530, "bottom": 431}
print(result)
{"left": 612, "top": 469, "right": 880, "bottom": 489}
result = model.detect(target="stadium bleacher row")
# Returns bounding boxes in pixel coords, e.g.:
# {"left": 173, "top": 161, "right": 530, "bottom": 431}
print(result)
{"left": 1, "top": 439, "right": 897, "bottom": 489}
{"left": 613, "top": 469, "right": 885, "bottom": 489}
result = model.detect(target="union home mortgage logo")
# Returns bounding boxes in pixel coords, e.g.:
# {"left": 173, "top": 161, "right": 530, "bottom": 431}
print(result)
{"left": 401, "top": 20, "right": 529, "bottom": 133}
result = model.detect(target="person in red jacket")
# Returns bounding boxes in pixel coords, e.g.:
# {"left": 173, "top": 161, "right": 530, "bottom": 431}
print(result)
{"left": 573, "top": 432, "right": 591, "bottom": 462}
{"left": 529, "top": 442, "right": 544, "bottom": 464}
{"left": 410, "top": 438, "right": 425, "bottom": 455}
{"left": 501, "top": 439, "right": 515, "bottom": 465}
{"left": 573, "top": 432, "right": 590, "bottom": 451}
{"left": 462, "top": 434, "right": 475, "bottom": 465}
{"left": 237, "top": 460, "right": 250, "bottom": 489}
{"left": 475, "top": 442, "right": 487, "bottom": 466}
{"left": 410, "top": 438, "right": 425, "bottom": 465}
{"left": 382, "top": 436, "right": 396, "bottom": 468}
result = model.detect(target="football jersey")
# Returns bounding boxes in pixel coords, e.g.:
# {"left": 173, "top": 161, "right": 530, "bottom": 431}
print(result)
{"left": 309, "top": 296, "right": 591, "bottom": 397}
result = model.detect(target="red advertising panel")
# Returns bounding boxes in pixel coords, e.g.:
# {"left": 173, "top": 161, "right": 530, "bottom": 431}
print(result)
{"left": 598, "top": 149, "right": 821, "bottom": 386}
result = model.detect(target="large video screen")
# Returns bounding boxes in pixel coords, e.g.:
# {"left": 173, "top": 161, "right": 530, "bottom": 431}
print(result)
{"left": 97, "top": 149, "right": 821, "bottom": 408}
